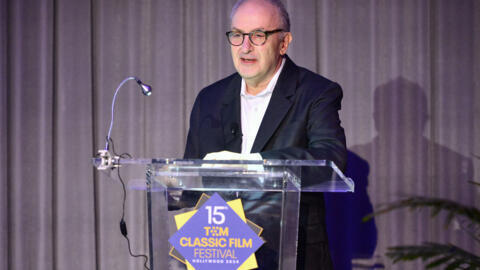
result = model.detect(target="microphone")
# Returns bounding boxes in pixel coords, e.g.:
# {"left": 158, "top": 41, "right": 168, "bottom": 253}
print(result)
{"left": 96, "top": 76, "right": 152, "bottom": 170}
{"left": 135, "top": 78, "right": 152, "bottom": 97}
{"left": 231, "top": 123, "right": 239, "bottom": 136}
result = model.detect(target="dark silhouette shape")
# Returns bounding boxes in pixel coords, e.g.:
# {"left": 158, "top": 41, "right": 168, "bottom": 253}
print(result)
{"left": 325, "top": 150, "right": 378, "bottom": 270}
{"left": 330, "top": 77, "right": 474, "bottom": 269}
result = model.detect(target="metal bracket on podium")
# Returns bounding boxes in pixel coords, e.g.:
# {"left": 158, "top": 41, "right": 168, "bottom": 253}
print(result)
{"left": 95, "top": 150, "right": 120, "bottom": 170}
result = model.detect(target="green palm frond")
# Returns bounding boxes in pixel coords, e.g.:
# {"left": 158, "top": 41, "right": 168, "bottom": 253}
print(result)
{"left": 386, "top": 242, "right": 480, "bottom": 269}
{"left": 366, "top": 156, "right": 480, "bottom": 268}
{"left": 469, "top": 180, "right": 480, "bottom": 187}
{"left": 363, "top": 197, "right": 480, "bottom": 229}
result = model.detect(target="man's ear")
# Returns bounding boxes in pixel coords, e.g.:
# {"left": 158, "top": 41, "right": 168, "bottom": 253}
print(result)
{"left": 279, "top": 32, "right": 292, "bottom": 55}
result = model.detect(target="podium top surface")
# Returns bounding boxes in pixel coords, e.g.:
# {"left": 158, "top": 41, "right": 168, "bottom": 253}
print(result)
{"left": 93, "top": 156, "right": 354, "bottom": 192}
{"left": 94, "top": 157, "right": 333, "bottom": 166}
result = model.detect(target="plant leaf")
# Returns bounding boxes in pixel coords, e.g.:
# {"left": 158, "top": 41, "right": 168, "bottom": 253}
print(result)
{"left": 363, "top": 197, "right": 480, "bottom": 229}
{"left": 445, "top": 259, "right": 463, "bottom": 270}
{"left": 468, "top": 180, "right": 480, "bottom": 187}
{"left": 386, "top": 242, "right": 480, "bottom": 269}
{"left": 426, "top": 255, "right": 454, "bottom": 268}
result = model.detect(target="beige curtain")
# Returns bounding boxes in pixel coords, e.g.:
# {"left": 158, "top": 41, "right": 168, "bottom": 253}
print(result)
{"left": 1, "top": 0, "right": 479, "bottom": 269}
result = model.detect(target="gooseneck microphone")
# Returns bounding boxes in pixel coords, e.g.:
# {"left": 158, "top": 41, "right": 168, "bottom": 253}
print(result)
{"left": 105, "top": 76, "right": 152, "bottom": 151}
{"left": 94, "top": 77, "right": 152, "bottom": 270}
{"left": 96, "top": 76, "right": 152, "bottom": 170}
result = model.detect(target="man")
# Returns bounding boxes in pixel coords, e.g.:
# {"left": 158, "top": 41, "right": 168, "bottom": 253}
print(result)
{"left": 184, "top": 0, "right": 346, "bottom": 269}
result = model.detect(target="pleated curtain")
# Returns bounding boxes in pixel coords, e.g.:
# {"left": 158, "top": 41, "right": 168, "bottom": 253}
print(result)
{"left": 1, "top": 0, "right": 479, "bottom": 269}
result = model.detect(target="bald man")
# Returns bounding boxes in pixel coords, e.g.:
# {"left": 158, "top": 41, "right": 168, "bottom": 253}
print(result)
{"left": 184, "top": 0, "right": 346, "bottom": 269}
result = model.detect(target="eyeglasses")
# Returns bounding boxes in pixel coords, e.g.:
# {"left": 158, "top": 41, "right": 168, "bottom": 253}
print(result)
{"left": 226, "top": 29, "right": 285, "bottom": 46}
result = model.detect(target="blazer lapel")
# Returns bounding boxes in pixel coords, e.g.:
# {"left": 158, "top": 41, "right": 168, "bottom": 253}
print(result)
{"left": 221, "top": 75, "right": 242, "bottom": 152}
{"left": 251, "top": 57, "right": 298, "bottom": 153}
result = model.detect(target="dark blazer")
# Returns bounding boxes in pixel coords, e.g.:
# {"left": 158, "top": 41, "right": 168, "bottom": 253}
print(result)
{"left": 184, "top": 55, "right": 346, "bottom": 269}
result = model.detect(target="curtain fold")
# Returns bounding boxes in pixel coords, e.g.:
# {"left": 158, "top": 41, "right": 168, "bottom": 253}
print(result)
{"left": 55, "top": 0, "right": 96, "bottom": 268}
{"left": 5, "top": 0, "right": 55, "bottom": 269}
{"left": 0, "top": 0, "right": 8, "bottom": 267}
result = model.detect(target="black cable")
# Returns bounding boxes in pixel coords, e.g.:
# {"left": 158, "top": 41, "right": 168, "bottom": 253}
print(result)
{"left": 116, "top": 167, "right": 150, "bottom": 270}
{"left": 109, "top": 137, "right": 150, "bottom": 270}
{"left": 107, "top": 136, "right": 132, "bottom": 159}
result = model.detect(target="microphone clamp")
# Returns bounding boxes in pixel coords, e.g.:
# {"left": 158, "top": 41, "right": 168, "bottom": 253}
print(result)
{"left": 96, "top": 149, "right": 120, "bottom": 170}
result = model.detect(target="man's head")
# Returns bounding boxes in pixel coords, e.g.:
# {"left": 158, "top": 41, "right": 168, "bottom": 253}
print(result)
{"left": 229, "top": 0, "right": 292, "bottom": 91}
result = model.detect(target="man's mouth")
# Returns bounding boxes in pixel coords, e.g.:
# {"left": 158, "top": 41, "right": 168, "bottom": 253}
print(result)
{"left": 240, "top": 57, "right": 257, "bottom": 64}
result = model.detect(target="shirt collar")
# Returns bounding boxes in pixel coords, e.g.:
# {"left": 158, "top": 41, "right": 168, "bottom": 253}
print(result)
{"left": 240, "top": 57, "right": 286, "bottom": 97}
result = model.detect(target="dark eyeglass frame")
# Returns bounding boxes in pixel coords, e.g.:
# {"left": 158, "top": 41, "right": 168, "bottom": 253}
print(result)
{"left": 225, "top": 29, "right": 285, "bottom": 46}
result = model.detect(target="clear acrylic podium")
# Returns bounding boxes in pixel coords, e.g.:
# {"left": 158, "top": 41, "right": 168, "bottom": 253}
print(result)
{"left": 93, "top": 158, "right": 354, "bottom": 270}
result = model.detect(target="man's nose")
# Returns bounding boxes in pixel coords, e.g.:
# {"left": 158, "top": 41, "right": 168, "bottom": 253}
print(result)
{"left": 240, "top": 36, "right": 253, "bottom": 52}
